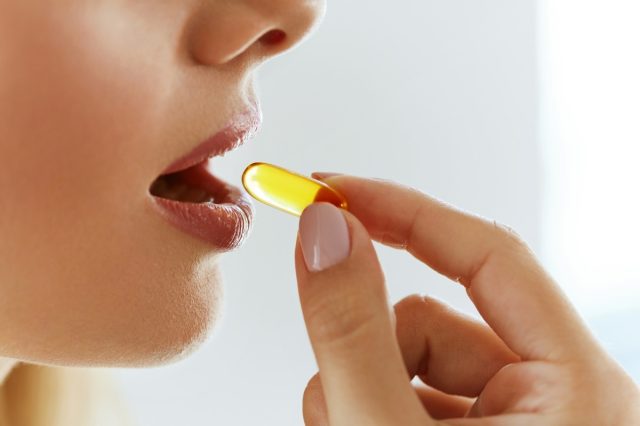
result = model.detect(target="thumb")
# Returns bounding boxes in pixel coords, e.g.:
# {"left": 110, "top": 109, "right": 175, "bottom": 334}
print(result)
{"left": 295, "top": 203, "right": 430, "bottom": 425}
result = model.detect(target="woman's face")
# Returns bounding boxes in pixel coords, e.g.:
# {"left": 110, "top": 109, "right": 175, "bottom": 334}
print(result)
{"left": 0, "top": 1, "right": 324, "bottom": 367}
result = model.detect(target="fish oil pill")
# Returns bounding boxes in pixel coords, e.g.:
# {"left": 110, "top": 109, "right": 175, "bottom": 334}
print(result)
{"left": 242, "top": 162, "right": 347, "bottom": 216}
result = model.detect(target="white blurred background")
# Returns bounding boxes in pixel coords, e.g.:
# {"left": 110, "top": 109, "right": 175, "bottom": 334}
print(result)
{"left": 115, "top": 1, "right": 639, "bottom": 424}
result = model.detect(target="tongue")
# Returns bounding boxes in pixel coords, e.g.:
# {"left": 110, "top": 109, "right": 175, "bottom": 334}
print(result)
{"left": 150, "top": 178, "right": 213, "bottom": 203}
{"left": 150, "top": 169, "right": 215, "bottom": 203}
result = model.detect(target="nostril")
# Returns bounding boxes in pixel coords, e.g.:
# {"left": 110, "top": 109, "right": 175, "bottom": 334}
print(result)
{"left": 259, "top": 29, "right": 287, "bottom": 46}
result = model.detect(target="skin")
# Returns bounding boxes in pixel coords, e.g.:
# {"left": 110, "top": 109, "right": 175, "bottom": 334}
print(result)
{"left": 2, "top": 1, "right": 636, "bottom": 425}
{"left": 0, "top": 0, "right": 325, "bottom": 371}
{"left": 296, "top": 175, "right": 640, "bottom": 425}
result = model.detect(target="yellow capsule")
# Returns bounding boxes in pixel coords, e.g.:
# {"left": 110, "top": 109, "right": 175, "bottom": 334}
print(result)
{"left": 242, "top": 162, "right": 348, "bottom": 216}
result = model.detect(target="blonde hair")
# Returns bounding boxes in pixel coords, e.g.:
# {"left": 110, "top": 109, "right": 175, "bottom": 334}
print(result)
{"left": 1, "top": 363, "right": 134, "bottom": 426}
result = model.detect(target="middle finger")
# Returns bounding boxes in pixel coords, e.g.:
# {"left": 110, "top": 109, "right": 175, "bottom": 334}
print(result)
{"left": 394, "top": 294, "right": 519, "bottom": 397}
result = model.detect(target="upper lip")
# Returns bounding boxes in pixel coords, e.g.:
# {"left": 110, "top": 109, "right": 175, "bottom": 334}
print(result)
{"left": 161, "top": 103, "right": 262, "bottom": 176}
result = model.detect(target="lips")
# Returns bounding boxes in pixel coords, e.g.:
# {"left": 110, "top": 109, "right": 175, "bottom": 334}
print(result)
{"left": 148, "top": 105, "right": 261, "bottom": 251}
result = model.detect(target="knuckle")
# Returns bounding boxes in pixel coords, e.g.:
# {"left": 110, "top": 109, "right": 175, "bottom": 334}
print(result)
{"left": 305, "top": 373, "right": 321, "bottom": 390}
{"left": 394, "top": 294, "right": 426, "bottom": 316}
{"left": 418, "top": 294, "right": 448, "bottom": 313}
{"left": 303, "top": 373, "right": 322, "bottom": 406}
{"left": 394, "top": 294, "right": 447, "bottom": 324}
{"left": 492, "top": 220, "right": 527, "bottom": 249}
{"left": 493, "top": 220, "right": 521, "bottom": 240}
{"left": 302, "top": 374, "right": 327, "bottom": 426}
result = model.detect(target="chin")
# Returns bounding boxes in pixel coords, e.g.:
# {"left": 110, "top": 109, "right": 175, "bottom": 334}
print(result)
{"left": 122, "top": 297, "right": 223, "bottom": 368}
{"left": 107, "top": 261, "right": 226, "bottom": 368}
{"left": 8, "top": 255, "right": 225, "bottom": 370}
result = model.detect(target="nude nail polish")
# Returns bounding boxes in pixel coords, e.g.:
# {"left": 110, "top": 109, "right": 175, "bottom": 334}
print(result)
{"left": 299, "top": 203, "right": 350, "bottom": 272}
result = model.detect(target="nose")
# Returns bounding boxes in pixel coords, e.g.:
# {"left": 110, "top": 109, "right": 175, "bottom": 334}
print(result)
{"left": 187, "top": 0, "right": 326, "bottom": 67}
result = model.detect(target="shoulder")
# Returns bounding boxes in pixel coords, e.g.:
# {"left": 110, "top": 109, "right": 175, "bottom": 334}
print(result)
{"left": 3, "top": 364, "right": 136, "bottom": 426}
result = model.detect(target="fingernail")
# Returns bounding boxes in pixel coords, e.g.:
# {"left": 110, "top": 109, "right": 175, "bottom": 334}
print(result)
{"left": 311, "top": 172, "right": 342, "bottom": 180}
{"left": 299, "top": 203, "right": 351, "bottom": 272}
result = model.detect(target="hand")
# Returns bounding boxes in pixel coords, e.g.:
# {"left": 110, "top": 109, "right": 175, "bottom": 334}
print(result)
{"left": 294, "top": 175, "right": 640, "bottom": 425}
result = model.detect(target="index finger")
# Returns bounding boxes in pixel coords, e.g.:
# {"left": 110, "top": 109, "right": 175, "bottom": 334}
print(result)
{"left": 316, "top": 174, "right": 592, "bottom": 362}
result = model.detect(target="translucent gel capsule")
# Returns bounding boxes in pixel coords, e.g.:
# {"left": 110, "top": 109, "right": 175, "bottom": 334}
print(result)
{"left": 242, "top": 162, "right": 348, "bottom": 216}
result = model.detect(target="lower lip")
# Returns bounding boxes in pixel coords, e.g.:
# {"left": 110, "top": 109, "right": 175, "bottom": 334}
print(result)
{"left": 149, "top": 162, "right": 254, "bottom": 251}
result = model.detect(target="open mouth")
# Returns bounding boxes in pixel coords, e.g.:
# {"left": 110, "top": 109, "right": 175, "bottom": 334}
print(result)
{"left": 148, "top": 107, "right": 260, "bottom": 250}
{"left": 150, "top": 160, "right": 220, "bottom": 204}
{"left": 148, "top": 157, "right": 255, "bottom": 251}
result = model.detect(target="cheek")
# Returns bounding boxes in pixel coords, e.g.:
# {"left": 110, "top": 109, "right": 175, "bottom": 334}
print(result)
{"left": 0, "top": 4, "right": 221, "bottom": 365}
{"left": 0, "top": 4, "right": 171, "bottom": 187}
